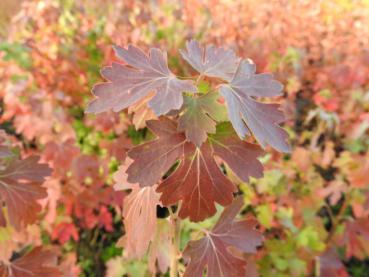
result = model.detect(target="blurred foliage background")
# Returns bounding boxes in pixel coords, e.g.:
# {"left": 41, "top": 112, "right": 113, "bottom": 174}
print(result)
{"left": 0, "top": 0, "right": 369, "bottom": 276}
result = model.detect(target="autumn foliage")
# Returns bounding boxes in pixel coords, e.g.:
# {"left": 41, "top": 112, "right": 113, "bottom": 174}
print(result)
{"left": 0, "top": 0, "right": 369, "bottom": 276}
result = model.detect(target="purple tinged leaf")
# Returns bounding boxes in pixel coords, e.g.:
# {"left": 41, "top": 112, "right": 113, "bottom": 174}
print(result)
{"left": 219, "top": 60, "right": 290, "bottom": 153}
{"left": 319, "top": 248, "right": 347, "bottom": 277}
{"left": 86, "top": 45, "right": 197, "bottom": 116}
{"left": 183, "top": 197, "right": 263, "bottom": 276}
{"left": 180, "top": 40, "right": 240, "bottom": 81}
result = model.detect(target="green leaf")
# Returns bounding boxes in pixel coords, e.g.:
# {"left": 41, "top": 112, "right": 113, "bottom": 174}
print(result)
{"left": 0, "top": 42, "right": 32, "bottom": 69}
{"left": 296, "top": 226, "right": 325, "bottom": 251}
{"left": 178, "top": 92, "right": 227, "bottom": 147}
{"left": 256, "top": 204, "right": 273, "bottom": 229}
{"left": 198, "top": 81, "right": 210, "bottom": 94}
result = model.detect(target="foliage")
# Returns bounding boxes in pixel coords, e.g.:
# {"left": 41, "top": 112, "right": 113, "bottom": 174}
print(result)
{"left": 0, "top": 0, "right": 368, "bottom": 276}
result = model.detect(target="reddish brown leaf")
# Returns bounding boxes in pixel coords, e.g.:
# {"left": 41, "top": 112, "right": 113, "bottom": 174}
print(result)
{"left": 87, "top": 45, "right": 197, "bottom": 116}
{"left": 344, "top": 218, "right": 369, "bottom": 259}
{"left": 183, "top": 197, "right": 263, "bottom": 276}
{"left": 158, "top": 142, "right": 236, "bottom": 221}
{"left": 43, "top": 139, "right": 80, "bottom": 174}
{"left": 52, "top": 222, "right": 79, "bottom": 244}
{"left": 0, "top": 246, "right": 62, "bottom": 277}
{"left": 349, "top": 152, "right": 369, "bottom": 188}
{"left": 127, "top": 119, "right": 263, "bottom": 221}
{"left": 158, "top": 122, "right": 262, "bottom": 221}
{"left": 126, "top": 118, "right": 187, "bottom": 187}
{"left": 209, "top": 122, "right": 264, "bottom": 183}
{"left": 97, "top": 206, "right": 113, "bottom": 232}
{"left": 0, "top": 156, "right": 51, "bottom": 230}
{"left": 71, "top": 155, "right": 102, "bottom": 183}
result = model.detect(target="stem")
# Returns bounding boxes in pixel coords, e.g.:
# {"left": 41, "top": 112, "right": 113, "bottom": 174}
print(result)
{"left": 195, "top": 74, "right": 204, "bottom": 86}
{"left": 169, "top": 206, "right": 181, "bottom": 277}
{"left": 325, "top": 198, "right": 348, "bottom": 244}
{"left": 315, "top": 256, "right": 320, "bottom": 277}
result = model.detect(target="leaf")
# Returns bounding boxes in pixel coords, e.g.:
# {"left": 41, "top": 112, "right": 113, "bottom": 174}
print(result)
{"left": 0, "top": 246, "right": 62, "bottom": 277}
{"left": 183, "top": 197, "right": 263, "bottom": 277}
{"left": 59, "top": 253, "right": 81, "bottom": 277}
{"left": 319, "top": 248, "right": 348, "bottom": 277}
{"left": 39, "top": 178, "right": 61, "bottom": 225}
{"left": 0, "top": 225, "right": 15, "bottom": 261}
{"left": 97, "top": 206, "right": 113, "bottom": 232}
{"left": 126, "top": 118, "right": 187, "bottom": 187}
{"left": 256, "top": 204, "right": 274, "bottom": 229}
{"left": 209, "top": 122, "right": 264, "bottom": 183}
{"left": 128, "top": 93, "right": 157, "bottom": 129}
{"left": 43, "top": 139, "right": 80, "bottom": 174}
{"left": 348, "top": 152, "right": 369, "bottom": 188}
{"left": 148, "top": 219, "right": 171, "bottom": 274}
{"left": 87, "top": 45, "right": 197, "bottom": 116}
{"left": 219, "top": 61, "right": 290, "bottom": 152}
{"left": 127, "top": 119, "right": 263, "bottom": 221}
{"left": 180, "top": 40, "right": 240, "bottom": 81}
{"left": 51, "top": 222, "right": 79, "bottom": 244}
{"left": 344, "top": 218, "right": 369, "bottom": 259}
{"left": 0, "top": 146, "right": 12, "bottom": 159}
{"left": 114, "top": 165, "right": 161, "bottom": 258}
{"left": 105, "top": 257, "right": 126, "bottom": 277}
{"left": 178, "top": 92, "right": 227, "bottom": 147}
{"left": 158, "top": 142, "right": 236, "bottom": 222}
{"left": 0, "top": 156, "right": 52, "bottom": 230}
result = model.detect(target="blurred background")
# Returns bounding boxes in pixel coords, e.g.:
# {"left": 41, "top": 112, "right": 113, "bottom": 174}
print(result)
{"left": 0, "top": 0, "right": 368, "bottom": 276}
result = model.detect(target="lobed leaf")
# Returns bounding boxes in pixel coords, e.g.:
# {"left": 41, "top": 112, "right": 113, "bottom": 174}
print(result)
{"left": 51, "top": 222, "right": 79, "bottom": 244}
{"left": 219, "top": 61, "right": 290, "bottom": 152}
{"left": 319, "top": 248, "right": 348, "bottom": 277}
{"left": 126, "top": 118, "right": 263, "bottom": 221}
{"left": 178, "top": 92, "right": 227, "bottom": 147}
{"left": 87, "top": 45, "right": 197, "bottom": 116}
{"left": 126, "top": 118, "right": 187, "bottom": 187}
{"left": 0, "top": 246, "right": 62, "bottom": 277}
{"left": 114, "top": 165, "right": 161, "bottom": 258}
{"left": 0, "top": 156, "right": 52, "bottom": 230}
{"left": 148, "top": 219, "right": 171, "bottom": 274}
{"left": 180, "top": 40, "right": 240, "bottom": 81}
{"left": 344, "top": 218, "right": 369, "bottom": 259}
{"left": 157, "top": 142, "right": 237, "bottom": 221}
{"left": 209, "top": 122, "right": 264, "bottom": 182}
{"left": 183, "top": 197, "right": 263, "bottom": 276}
{"left": 128, "top": 93, "right": 157, "bottom": 129}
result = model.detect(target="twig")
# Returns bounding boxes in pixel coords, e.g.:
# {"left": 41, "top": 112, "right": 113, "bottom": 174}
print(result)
{"left": 325, "top": 198, "right": 347, "bottom": 244}
{"left": 169, "top": 204, "right": 182, "bottom": 277}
